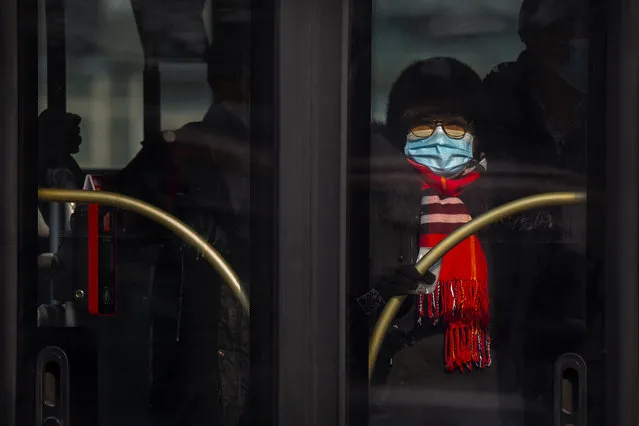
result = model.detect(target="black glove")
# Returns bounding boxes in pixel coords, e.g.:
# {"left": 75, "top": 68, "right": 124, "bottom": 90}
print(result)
{"left": 356, "top": 265, "right": 436, "bottom": 315}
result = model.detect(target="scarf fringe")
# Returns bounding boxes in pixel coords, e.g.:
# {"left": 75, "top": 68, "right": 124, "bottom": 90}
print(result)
{"left": 444, "top": 322, "right": 492, "bottom": 372}
{"left": 420, "top": 279, "right": 491, "bottom": 372}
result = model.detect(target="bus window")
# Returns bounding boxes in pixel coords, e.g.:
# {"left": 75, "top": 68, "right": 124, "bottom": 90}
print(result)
{"left": 65, "top": 0, "right": 145, "bottom": 168}
{"left": 31, "top": 0, "right": 260, "bottom": 425}
{"left": 360, "top": 0, "right": 598, "bottom": 425}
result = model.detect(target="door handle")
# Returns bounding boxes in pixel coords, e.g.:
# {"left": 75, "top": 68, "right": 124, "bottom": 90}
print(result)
{"left": 554, "top": 353, "right": 587, "bottom": 426}
{"left": 36, "top": 346, "right": 69, "bottom": 426}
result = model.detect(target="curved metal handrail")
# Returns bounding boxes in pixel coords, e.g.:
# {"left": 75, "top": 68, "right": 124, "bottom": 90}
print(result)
{"left": 368, "top": 191, "right": 587, "bottom": 380}
{"left": 38, "top": 188, "right": 250, "bottom": 315}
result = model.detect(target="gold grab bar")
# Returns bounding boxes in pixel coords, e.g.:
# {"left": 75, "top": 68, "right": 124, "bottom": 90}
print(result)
{"left": 38, "top": 188, "right": 250, "bottom": 315}
{"left": 368, "top": 191, "right": 587, "bottom": 381}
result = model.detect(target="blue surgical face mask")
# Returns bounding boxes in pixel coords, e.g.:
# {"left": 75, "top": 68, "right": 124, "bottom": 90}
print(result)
{"left": 404, "top": 126, "right": 474, "bottom": 177}
{"left": 554, "top": 39, "right": 589, "bottom": 94}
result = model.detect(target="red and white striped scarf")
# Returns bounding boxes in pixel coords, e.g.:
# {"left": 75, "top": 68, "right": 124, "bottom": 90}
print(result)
{"left": 409, "top": 158, "right": 492, "bottom": 372}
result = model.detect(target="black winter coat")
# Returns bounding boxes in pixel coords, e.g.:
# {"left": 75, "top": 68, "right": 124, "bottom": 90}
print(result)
{"left": 364, "top": 126, "right": 503, "bottom": 426}
{"left": 365, "top": 62, "right": 593, "bottom": 424}
{"left": 115, "top": 136, "right": 250, "bottom": 426}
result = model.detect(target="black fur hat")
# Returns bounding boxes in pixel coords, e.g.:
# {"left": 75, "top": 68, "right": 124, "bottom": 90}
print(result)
{"left": 385, "top": 57, "right": 482, "bottom": 152}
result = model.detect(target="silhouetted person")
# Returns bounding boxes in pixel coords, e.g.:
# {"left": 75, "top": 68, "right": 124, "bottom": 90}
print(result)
{"left": 37, "top": 109, "right": 86, "bottom": 251}
{"left": 37, "top": 109, "right": 85, "bottom": 189}
{"left": 480, "top": 0, "right": 588, "bottom": 174}
{"left": 478, "top": 1, "right": 591, "bottom": 425}
{"left": 116, "top": 124, "right": 248, "bottom": 426}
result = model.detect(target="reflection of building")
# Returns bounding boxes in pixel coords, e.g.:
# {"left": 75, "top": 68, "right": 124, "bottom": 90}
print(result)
{"left": 371, "top": 0, "right": 525, "bottom": 121}
{"left": 37, "top": 0, "right": 221, "bottom": 169}
{"left": 59, "top": 65, "right": 211, "bottom": 169}
{"left": 40, "top": 0, "right": 524, "bottom": 167}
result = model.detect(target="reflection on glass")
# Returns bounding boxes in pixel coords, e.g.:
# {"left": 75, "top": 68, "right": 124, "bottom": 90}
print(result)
{"left": 361, "top": 0, "right": 592, "bottom": 425}
{"left": 35, "top": 0, "right": 253, "bottom": 425}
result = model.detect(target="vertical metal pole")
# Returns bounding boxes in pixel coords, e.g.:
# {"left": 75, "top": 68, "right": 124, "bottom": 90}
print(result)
{"left": 49, "top": 202, "right": 60, "bottom": 253}
{"left": 37, "top": 0, "right": 47, "bottom": 113}
{"left": 142, "top": 58, "right": 161, "bottom": 140}
{"left": 45, "top": 0, "right": 66, "bottom": 252}
{"left": 45, "top": 0, "right": 66, "bottom": 111}
{"left": 131, "top": 0, "right": 162, "bottom": 140}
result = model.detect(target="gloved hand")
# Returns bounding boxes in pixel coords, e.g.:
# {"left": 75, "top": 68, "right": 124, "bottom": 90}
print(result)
{"left": 377, "top": 265, "right": 436, "bottom": 300}
{"left": 356, "top": 265, "right": 436, "bottom": 315}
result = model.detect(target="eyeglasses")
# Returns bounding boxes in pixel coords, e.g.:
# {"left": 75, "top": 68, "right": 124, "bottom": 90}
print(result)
{"left": 409, "top": 118, "right": 472, "bottom": 140}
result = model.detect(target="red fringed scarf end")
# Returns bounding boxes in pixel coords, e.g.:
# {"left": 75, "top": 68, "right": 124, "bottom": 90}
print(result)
{"left": 445, "top": 322, "right": 491, "bottom": 372}
{"left": 419, "top": 278, "right": 491, "bottom": 371}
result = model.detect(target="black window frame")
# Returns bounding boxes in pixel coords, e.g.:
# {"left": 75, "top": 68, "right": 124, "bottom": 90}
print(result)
{"left": 249, "top": 0, "right": 374, "bottom": 423}
{"left": 601, "top": 0, "right": 639, "bottom": 425}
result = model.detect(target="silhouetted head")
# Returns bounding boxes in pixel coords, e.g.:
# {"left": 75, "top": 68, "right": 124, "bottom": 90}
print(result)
{"left": 519, "top": 0, "right": 589, "bottom": 92}
{"left": 38, "top": 109, "right": 82, "bottom": 154}
{"left": 386, "top": 57, "right": 482, "bottom": 153}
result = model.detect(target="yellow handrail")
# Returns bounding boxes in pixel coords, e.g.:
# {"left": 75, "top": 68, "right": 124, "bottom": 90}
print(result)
{"left": 38, "top": 188, "right": 250, "bottom": 315}
{"left": 368, "top": 191, "right": 587, "bottom": 380}
{"left": 38, "top": 189, "right": 588, "bottom": 367}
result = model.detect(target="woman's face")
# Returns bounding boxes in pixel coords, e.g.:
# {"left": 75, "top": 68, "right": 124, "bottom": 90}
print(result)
{"left": 403, "top": 115, "right": 476, "bottom": 178}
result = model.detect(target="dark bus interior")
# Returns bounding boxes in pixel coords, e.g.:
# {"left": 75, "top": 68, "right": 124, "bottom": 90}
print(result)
{"left": 1, "top": 0, "right": 638, "bottom": 425}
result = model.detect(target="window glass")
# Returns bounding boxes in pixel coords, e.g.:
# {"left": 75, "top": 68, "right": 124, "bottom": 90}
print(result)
{"left": 35, "top": 1, "right": 257, "bottom": 425}
{"left": 66, "top": 0, "right": 144, "bottom": 168}
{"left": 361, "top": 0, "right": 594, "bottom": 425}
{"left": 371, "top": 0, "right": 524, "bottom": 121}
{"left": 160, "top": 63, "right": 211, "bottom": 130}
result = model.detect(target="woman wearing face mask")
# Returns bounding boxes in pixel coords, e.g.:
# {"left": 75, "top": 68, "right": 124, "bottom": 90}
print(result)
{"left": 360, "top": 57, "right": 501, "bottom": 426}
